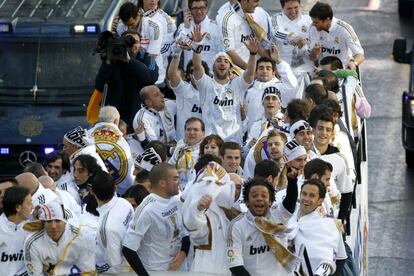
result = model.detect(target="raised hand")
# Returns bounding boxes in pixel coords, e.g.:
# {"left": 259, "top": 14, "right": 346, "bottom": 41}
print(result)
{"left": 190, "top": 24, "right": 206, "bottom": 43}
{"left": 243, "top": 36, "right": 260, "bottom": 54}
{"left": 269, "top": 43, "right": 281, "bottom": 64}
{"left": 197, "top": 194, "right": 213, "bottom": 211}
{"left": 184, "top": 9, "right": 193, "bottom": 29}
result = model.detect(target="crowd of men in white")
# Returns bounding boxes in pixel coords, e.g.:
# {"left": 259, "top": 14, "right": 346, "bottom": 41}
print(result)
{"left": 0, "top": 0, "right": 372, "bottom": 275}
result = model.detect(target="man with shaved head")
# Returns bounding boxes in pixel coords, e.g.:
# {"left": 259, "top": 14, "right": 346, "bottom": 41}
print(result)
{"left": 15, "top": 172, "right": 56, "bottom": 206}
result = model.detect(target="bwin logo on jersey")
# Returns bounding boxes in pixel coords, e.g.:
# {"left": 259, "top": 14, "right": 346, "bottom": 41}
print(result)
{"left": 191, "top": 104, "right": 202, "bottom": 113}
{"left": 1, "top": 250, "right": 24, "bottom": 262}
{"left": 249, "top": 245, "right": 270, "bottom": 255}
{"left": 240, "top": 33, "right": 255, "bottom": 42}
{"left": 321, "top": 47, "right": 341, "bottom": 55}
{"left": 213, "top": 96, "right": 233, "bottom": 106}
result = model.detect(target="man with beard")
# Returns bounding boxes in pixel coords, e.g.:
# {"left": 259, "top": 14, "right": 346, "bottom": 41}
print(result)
{"left": 192, "top": 25, "right": 258, "bottom": 144}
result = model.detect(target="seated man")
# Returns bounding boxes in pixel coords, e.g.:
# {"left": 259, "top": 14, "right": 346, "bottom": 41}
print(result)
{"left": 0, "top": 186, "right": 32, "bottom": 276}
{"left": 23, "top": 200, "right": 96, "bottom": 275}
{"left": 227, "top": 177, "right": 299, "bottom": 275}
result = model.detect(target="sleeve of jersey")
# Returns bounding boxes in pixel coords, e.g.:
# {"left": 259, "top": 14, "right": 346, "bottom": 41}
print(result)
{"left": 142, "top": 116, "right": 159, "bottom": 141}
{"left": 307, "top": 27, "right": 319, "bottom": 54}
{"left": 270, "top": 202, "right": 294, "bottom": 225}
{"left": 79, "top": 228, "right": 97, "bottom": 272}
{"left": 24, "top": 238, "right": 44, "bottom": 276}
{"left": 277, "top": 61, "right": 298, "bottom": 88}
{"left": 335, "top": 155, "right": 354, "bottom": 194}
{"left": 116, "top": 22, "right": 128, "bottom": 36}
{"left": 226, "top": 221, "right": 245, "bottom": 268}
{"left": 221, "top": 13, "right": 236, "bottom": 52}
{"left": 147, "top": 20, "right": 163, "bottom": 56}
{"left": 342, "top": 23, "right": 364, "bottom": 56}
{"left": 171, "top": 80, "right": 187, "bottom": 96}
{"left": 122, "top": 206, "right": 151, "bottom": 252}
{"left": 182, "top": 203, "right": 209, "bottom": 244}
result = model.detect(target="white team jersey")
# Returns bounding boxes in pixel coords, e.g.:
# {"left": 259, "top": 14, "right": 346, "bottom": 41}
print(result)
{"left": 270, "top": 11, "right": 313, "bottom": 72}
{"left": 245, "top": 61, "right": 298, "bottom": 130}
{"left": 145, "top": 8, "right": 177, "bottom": 76}
{"left": 216, "top": 2, "right": 231, "bottom": 28}
{"left": 96, "top": 197, "right": 134, "bottom": 274}
{"left": 24, "top": 224, "right": 96, "bottom": 276}
{"left": 122, "top": 194, "right": 187, "bottom": 271}
{"left": 55, "top": 172, "right": 81, "bottom": 205}
{"left": 0, "top": 214, "right": 28, "bottom": 276}
{"left": 117, "top": 16, "right": 165, "bottom": 83}
{"left": 88, "top": 122, "right": 135, "bottom": 196}
{"left": 171, "top": 80, "right": 202, "bottom": 141}
{"left": 292, "top": 210, "right": 342, "bottom": 275}
{"left": 133, "top": 106, "right": 176, "bottom": 144}
{"left": 177, "top": 17, "right": 223, "bottom": 70}
{"left": 168, "top": 139, "right": 200, "bottom": 191}
{"left": 55, "top": 189, "right": 81, "bottom": 219}
{"left": 227, "top": 208, "right": 293, "bottom": 276}
{"left": 308, "top": 17, "right": 364, "bottom": 66}
{"left": 195, "top": 74, "right": 251, "bottom": 144}
{"left": 32, "top": 184, "right": 57, "bottom": 206}
{"left": 320, "top": 151, "right": 354, "bottom": 194}
{"left": 221, "top": 6, "right": 271, "bottom": 63}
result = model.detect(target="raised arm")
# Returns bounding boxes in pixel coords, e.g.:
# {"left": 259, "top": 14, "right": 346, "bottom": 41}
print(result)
{"left": 191, "top": 25, "right": 206, "bottom": 81}
{"left": 242, "top": 37, "right": 260, "bottom": 84}
{"left": 168, "top": 44, "right": 183, "bottom": 87}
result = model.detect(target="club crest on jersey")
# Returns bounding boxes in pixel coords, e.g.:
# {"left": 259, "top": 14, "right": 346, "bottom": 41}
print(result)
{"left": 334, "top": 36, "right": 340, "bottom": 44}
{"left": 94, "top": 131, "right": 128, "bottom": 186}
{"left": 301, "top": 25, "right": 307, "bottom": 33}
{"left": 223, "top": 39, "right": 230, "bottom": 50}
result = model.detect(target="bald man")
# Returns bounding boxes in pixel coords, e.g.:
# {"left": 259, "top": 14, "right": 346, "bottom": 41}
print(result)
{"left": 38, "top": 175, "right": 81, "bottom": 224}
{"left": 15, "top": 172, "right": 56, "bottom": 206}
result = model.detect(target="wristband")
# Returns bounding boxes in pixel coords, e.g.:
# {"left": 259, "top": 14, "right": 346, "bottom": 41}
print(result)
{"left": 250, "top": 52, "right": 257, "bottom": 55}
{"left": 192, "top": 42, "right": 203, "bottom": 54}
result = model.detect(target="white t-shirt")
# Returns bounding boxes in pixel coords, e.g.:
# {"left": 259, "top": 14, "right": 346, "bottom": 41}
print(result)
{"left": 171, "top": 80, "right": 202, "bottom": 141}
{"left": 0, "top": 214, "right": 29, "bottom": 276}
{"left": 176, "top": 16, "right": 223, "bottom": 70}
{"left": 270, "top": 11, "right": 313, "bottom": 72}
{"left": 195, "top": 74, "right": 251, "bottom": 144}
{"left": 122, "top": 194, "right": 187, "bottom": 271}
{"left": 227, "top": 208, "right": 293, "bottom": 276}
{"left": 221, "top": 6, "right": 271, "bottom": 63}
{"left": 24, "top": 224, "right": 96, "bottom": 276}
{"left": 308, "top": 17, "right": 364, "bottom": 66}
{"left": 117, "top": 16, "right": 165, "bottom": 84}
{"left": 96, "top": 197, "right": 134, "bottom": 274}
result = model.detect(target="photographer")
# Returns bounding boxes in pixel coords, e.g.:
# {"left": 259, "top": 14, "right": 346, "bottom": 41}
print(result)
{"left": 87, "top": 30, "right": 159, "bottom": 128}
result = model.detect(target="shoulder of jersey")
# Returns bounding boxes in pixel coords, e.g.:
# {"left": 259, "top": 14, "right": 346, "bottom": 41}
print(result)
{"left": 336, "top": 19, "right": 359, "bottom": 40}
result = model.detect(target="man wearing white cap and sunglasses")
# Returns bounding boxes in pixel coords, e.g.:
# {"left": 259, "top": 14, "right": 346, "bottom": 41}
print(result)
{"left": 23, "top": 200, "right": 96, "bottom": 276}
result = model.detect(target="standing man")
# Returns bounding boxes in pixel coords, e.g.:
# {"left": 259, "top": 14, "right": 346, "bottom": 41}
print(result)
{"left": 88, "top": 106, "right": 135, "bottom": 196}
{"left": 0, "top": 186, "right": 32, "bottom": 276}
{"left": 122, "top": 164, "right": 189, "bottom": 275}
{"left": 192, "top": 25, "right": 258, "bottom": 144}
{"left": 91, "top": 171, "right": 134, "bottom": 274}
{"left": 23, "top": 200, "right": 96, "bottom": 276}
{"left": 176, "top": 0, "right": 222, "bottom": 69}
{"left": 227, "top": 177, "right": 299, "bottom": 275}
{"left": 308, "top": 2, "right": 364, "bottom": 70}
{"left": 169, "top": 118, "right": 205, "bottom": 191}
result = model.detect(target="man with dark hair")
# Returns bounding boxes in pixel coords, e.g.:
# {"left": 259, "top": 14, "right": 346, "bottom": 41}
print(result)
{"left": 175, "top": 0, "right": 221, "bottom": 70}
{"left": 89, "top": 171, "right": 134, "bottom": 274}
{"left": 310, "top": 112, "right": 354, "bottom": 233}
{"left": 308, "top": 2, "right": 364, "bottom": 70}
{"left": 123, "top": 163, "right": 189, "bottom": 274}
{"left": 293, "top": 179, "right": 343, "bottom": 276}
{"left": 220, "top": 142, "right": 243, "bottom": 175}
{"left": 169, "top": 117, "right": 205, "bottom": 191}
{"left": 254, "top": 159, "right": 280, "bottom": 188}
{"left": 43, "top": 151, "right": 76, "bottom": 198}
{"left": 22, "top": 162, "right": 47, "bottom": 178}
{"left": 304, "top": 83, "right": 328, "bottom": 110}
{"left": 0, "top": 177, "right": 17, "bottom": 214}
{"left": 0, "top": 186, "right": 32, "bottom": 275}
{"left": 227, "top": 176, "right": 299, "bottom": 275}
{"left": 285, "top": 98, "right": 309, "bottom": 124}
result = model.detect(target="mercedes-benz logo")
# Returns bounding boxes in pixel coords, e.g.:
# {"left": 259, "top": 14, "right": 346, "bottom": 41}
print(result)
{"left": 19, "top": 151, "right": 37, "bottom": 167}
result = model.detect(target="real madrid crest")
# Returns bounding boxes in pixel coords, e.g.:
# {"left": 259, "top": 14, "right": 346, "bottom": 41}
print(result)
{"left": 225, "top": 87, "right": 233, "bottom": 95}
{"left": 334, "top": 37, "right": 340, "bottom": 44}
{"left": 205, "top": 33, "right": 211, "bottom": 40}
{"left": 19, "top": 115, "right": 43, "bottom": 137}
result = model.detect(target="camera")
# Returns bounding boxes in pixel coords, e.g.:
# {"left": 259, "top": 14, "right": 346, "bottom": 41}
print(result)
{"left": 95, "top": 31, "right": 136, "bottom": 62}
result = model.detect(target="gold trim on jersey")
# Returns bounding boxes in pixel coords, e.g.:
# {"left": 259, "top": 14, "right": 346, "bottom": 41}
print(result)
{"left": 337, "top": 20, "right": 359, "bottom": 43}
